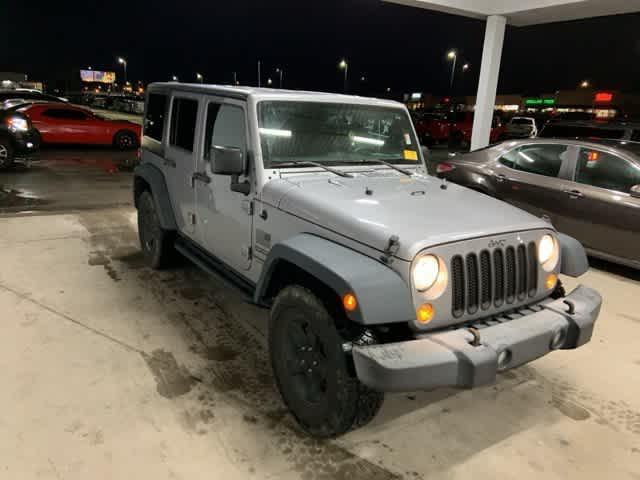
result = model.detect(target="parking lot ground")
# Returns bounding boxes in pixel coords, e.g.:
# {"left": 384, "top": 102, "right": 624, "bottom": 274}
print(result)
{"left": 1, "top": 150, "right": 640, "bottom": 480}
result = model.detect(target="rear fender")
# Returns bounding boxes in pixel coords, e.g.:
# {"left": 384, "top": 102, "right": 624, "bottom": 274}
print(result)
{"left": 133, "top": 162, "right": 177, "bottom": 230}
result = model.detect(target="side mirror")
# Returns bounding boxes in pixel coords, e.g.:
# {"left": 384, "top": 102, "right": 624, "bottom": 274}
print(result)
{"left": 630, "top": 185, "right": 640, "bottom": 198}
{"left": 210, "top": 145, "right": 244, "bottom": 175}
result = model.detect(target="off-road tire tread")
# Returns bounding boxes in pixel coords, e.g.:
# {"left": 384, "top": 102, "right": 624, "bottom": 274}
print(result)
{"left": 137, "top": 191, "right": 174, "bottom": 269}
{"left": 269, "top": 285, "right": 383, "bottom": 438}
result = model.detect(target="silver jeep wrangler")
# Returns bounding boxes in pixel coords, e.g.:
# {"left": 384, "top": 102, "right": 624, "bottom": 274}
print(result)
{"left": 133, "top": 83, "right": 602, "bottom": 438}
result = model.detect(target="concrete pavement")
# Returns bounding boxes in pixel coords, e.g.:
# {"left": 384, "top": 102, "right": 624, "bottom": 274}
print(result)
{"left": 1, "top": 207, "right": 640, "bottom": 480}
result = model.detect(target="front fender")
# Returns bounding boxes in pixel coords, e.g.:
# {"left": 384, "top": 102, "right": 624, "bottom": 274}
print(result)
{"left": 255, "top": 234, "right": 415, "bottom": 325}
{"left": 558, "top": 233, "right": 589, "bottom": 277}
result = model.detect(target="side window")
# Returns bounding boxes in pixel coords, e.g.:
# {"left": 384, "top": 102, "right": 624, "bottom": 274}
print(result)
{"left": 575, "top": 148, "right": 640, "bottom": 193}
{"left": 206, "top": 104, "right": 246, "bottom": 157}
{"left": 42, "top": 109, "right": 88, "bottom": 120}
{"left": 631, "top": 130, "right": 640, "bottom": 142}
{"left": 499, "top": 144, "right": 569, "bottom": 177}
{"left": 169, "top": 97, "right": 198, "bottom": 152}
{"left": 144, "top": 93, "right": 167, "bottom": 142}
{"left": 203, "top": 102, "right": 222, "bottom": 157}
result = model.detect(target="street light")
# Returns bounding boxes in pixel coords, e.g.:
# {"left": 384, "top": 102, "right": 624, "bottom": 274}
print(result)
{"left": 338, "top": 59, "right": 348, "bottom": 93}
{"left": 462, "top": 63, "right": 470, "bottom": 72}
{"left": 275, "top": 68, "right": 284, "bottom": 88}
{"left": 267, "top": 78, "right": 273, "bottom": 86}
{"left": 117, "top": 57, "right": 127, "bottom": 85}
{"left": 360, "top": 76, "right": 366, "bottom": 82}
{"left": 196, "top": 73, "right": 203, "bottom": 83}
{"left": 447, "top": 50, "right": 457, "bottom": 90}
{"left": 580, "top": 80, "right": 590, "bottom": 88}
{"left": 171, "top": 75, "right": 178, "bottom": 82}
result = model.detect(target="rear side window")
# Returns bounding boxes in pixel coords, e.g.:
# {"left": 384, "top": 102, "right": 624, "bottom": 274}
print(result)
{"left": 42, "top": 108, "right": 87, "bottom": 120}
{"left": 575, "top": 148, "right": 640, "bottom": 193}
{"left": 499, "top": 144, "right": 570, "bottom": 178}
{"left": 144, "top": 93, "right": 168, "bottom": 142}
{"left": 169, "top": 97, "right": 199, "bottom": 152}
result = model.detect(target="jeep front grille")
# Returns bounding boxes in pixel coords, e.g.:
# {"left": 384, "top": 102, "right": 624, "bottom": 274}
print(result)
{"left": 451, "top": 243, "right": 538, "bottom": 318}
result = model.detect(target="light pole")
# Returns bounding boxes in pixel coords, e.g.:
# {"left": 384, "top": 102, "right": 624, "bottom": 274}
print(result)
{"left": 117, "top": 57, "right": 127, "bottom": 86}
{"left": 447, "top": 50, "right": 457, "bottom": 90}
{"left": 196, "top": 73, "right": 203, "bottom": 83}
{"left": 338, "top": 59, "right": 348, "bottom": 93}
{"left": 276, "top": 68, "right": 283, "bottom": 88}
{"left": 233, "top": 71, "right": 237, "bottom": 85}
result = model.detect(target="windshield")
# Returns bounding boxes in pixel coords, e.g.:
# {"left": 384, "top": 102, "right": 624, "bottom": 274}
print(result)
{"left": 258, "top": 101, "right": 421, "bottom": 168}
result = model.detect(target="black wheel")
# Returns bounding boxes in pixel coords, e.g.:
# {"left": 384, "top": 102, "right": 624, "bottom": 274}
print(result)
{"left": 0, "top": 138, "right": 14, "bottom": 170}
{"left": 137, "top": 191, "right": 174, "bottom": 269}
{"left": 114, "top": 130, "right": 138, "bottom": 150}
{"left": 269, "top": 285, "right": 384, "bottom": 438}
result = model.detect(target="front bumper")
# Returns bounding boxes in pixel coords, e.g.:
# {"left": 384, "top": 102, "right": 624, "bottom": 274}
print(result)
{"left": 12, "top": 130, "right": 40, "bottom": 157}
{"left": 353, "top": 285, "right": 602, "bottom": 392}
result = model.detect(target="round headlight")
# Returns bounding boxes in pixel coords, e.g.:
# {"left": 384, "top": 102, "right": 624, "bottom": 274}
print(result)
{"left": 413, "top": 255, "right": 440, "bottom": 291}
{"left": 538, "top": 234, "right": 559, "bottom": 271}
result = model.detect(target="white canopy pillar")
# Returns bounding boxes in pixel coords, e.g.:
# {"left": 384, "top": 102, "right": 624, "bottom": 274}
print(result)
{"left": 470, "top": 15, "right": 506, "bottom": 151}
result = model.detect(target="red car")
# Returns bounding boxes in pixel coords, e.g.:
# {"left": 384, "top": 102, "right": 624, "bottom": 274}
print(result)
{"left": 16, "top": 103, "right": 141, "bottom": 150}
{"left": 413, "top": 110, "right": 507, "bottom": 148}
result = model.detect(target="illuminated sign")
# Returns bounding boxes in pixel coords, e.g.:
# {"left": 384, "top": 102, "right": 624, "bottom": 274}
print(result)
{"left": 524, "top": 98, "right": 555, "bottom": 106}
{"left": 410, "top": 92, "right": 422, "bottom": 101}
{"left": 80, "top": 70, "right": 116, "bottom": 84}
{"left": 594, "top": 92, "right": 613, "bottom": 103}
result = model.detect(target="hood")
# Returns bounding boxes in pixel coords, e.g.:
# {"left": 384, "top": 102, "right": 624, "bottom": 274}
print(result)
{"left": 264, "top": 169, "right": 549, "bottom": 261}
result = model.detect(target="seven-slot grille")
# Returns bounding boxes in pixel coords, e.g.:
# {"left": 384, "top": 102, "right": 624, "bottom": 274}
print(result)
{"left": 451, "top": 243, "right": 538, "bottom": 318}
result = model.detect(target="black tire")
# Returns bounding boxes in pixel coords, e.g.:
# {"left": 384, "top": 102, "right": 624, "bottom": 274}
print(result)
{"left": 0, "top": 138, "right": 14, "bottom": 170}
{"left": 137, "top": 190, "right": 174, "bottom": 269}
{"left": 269, "top": 285, "right": 384, "bottom": 438}
{"left": 114, "top": 130, "right": 138, "bottom": 150}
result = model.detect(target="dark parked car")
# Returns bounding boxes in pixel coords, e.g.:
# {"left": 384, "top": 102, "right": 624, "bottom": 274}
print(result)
{"left": 0, "top": 108, "right": 40, "bottom": 169}
{"left": 437, "top": 138, "right": 640, "bottom": 268}
{"left": 539, "top": 120, "right": 640, "bottom": 142}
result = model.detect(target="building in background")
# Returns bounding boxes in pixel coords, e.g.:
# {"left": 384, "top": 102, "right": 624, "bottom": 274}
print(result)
{"left": 0, "top": 72, "right": 44, "bottom": 91}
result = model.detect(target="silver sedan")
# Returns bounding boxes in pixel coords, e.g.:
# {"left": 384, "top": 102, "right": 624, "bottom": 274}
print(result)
{"left": 438, "top": 138, "right": 640, "bottom": 269}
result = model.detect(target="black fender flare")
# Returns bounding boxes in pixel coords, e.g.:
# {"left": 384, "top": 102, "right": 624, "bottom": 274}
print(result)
{"left": 255, "top": 234, "right": 415, "bottom": 325}
{"left": 558, "top": 233, "right": 589, "bottom": 277}
{"left": 133, "top": 162, "right": 177, "bottom": 230}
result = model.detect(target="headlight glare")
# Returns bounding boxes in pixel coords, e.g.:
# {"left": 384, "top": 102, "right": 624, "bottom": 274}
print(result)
{"left": 6, "top": 116, "right": 29, "bottom": 132}
{"left": 538, "top": 234, "right": 559, "bottom": 271}
{"left": 413, "top": 254, "right": 440, "bottom": 292}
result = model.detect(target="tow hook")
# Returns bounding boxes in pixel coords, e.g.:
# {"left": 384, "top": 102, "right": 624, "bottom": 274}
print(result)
{"left": 467, "top": 327, "right": 481, "bottom": 346}
{"left": 563, "top": 299, "right": 576, "bottom": 315}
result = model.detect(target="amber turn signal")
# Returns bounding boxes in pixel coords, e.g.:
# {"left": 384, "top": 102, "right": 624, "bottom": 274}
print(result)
{"left": 545, "top": 273, "right": 558, "bottom": 290}
{"left": 343, "top": 293, "right": 358, "bottom": 312}
{"left": 417, "top": 303, "right": 435, "bottom": 324}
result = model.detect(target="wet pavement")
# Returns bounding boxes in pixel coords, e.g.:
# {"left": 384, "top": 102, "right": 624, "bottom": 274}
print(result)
{"left": 0, "top": 146, "right": 137, "bottom": 215}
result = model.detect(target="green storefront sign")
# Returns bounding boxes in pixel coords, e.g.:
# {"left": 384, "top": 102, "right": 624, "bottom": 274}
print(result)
{"left": 524, "top": 98, "right": 555, "bottom": 106}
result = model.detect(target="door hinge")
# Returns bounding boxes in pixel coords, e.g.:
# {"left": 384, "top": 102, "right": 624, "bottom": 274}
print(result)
{"left": 188, "top": 212, "right": 197, "bottom": 225}
{"left": 241, "top": 245, "right": 252, "bottom": 260}
{"left": 241, "top": 199, "right": 254, "bottom": 216}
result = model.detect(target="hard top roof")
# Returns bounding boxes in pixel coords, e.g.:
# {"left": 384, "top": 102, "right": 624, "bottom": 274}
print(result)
{"left": 147, "top": 82, "right": 405, "bottom": 108}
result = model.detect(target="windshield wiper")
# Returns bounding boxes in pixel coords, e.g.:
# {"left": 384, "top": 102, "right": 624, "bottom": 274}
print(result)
{"left": 356, "top": 159, "right": 414, "bottom": 176}
{"left": 274, "top": 161, "right": 354, "bottom": 178}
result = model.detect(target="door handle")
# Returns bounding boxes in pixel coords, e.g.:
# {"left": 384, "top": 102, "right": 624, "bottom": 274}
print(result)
{"left": 563, "top": 189, "right": 584, "bottom": 199}
{"left": 192, "top": 172, "right": 211, "bottom": 184}
{"left": 495, "top": 173, "right": 506, "bottom": 183}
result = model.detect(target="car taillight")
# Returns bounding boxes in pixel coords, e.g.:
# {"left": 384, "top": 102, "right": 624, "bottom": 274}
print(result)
{"left": 436, "top": 162, "right": 455, "bottom": 174}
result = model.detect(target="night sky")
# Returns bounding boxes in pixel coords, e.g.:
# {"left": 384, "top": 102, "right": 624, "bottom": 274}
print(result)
{"left": 3, "top": 0, "right": 640, "bottom": 96}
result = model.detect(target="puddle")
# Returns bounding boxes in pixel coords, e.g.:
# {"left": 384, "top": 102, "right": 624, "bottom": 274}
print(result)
{"left": 0, "top": 187, "right": 49, "bottom": 210}
{"left": 142, "top": 349, "right": 199, "bottom": 399}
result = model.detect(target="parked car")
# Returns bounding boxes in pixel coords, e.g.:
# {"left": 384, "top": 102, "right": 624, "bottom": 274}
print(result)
{"left": 0, "top": 90, "right": 67, "bottom": 103}
{"left": 437, "top": 138, "right": 640, "bottom": 268}
{"left": 505, "top": 116, "right": 538, "bottom": 138}
{"left": 133, "top": 83, "right": 601, "bottom": 437}
{"left": 539, "top": 120, "right": 640, "bottom": 142}
{"left": 0, "top": 108, "right": 40, "bottom": 169}
{"left": 16, "top": 103, "right": 141, "bottom": 149}
{"left": 413, "top": 110, "right": 506, "bottom": 148}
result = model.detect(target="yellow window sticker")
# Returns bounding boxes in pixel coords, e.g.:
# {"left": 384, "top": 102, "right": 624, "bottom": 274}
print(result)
{"left": 403, "top": 149, "right": 418, "bottom": 161}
